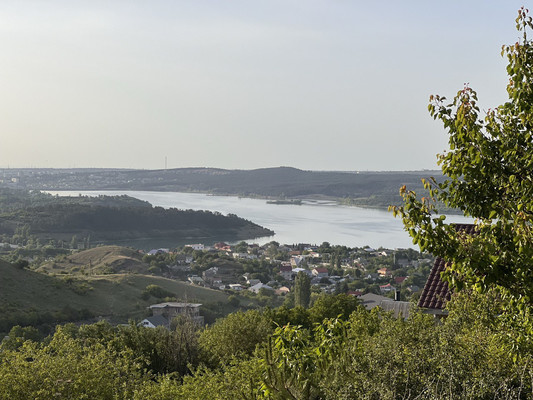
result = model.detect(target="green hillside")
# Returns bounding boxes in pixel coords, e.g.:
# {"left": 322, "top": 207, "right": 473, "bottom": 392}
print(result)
{"left": 37, "top": 245, "right": 148, "bottom": 274}
{"left": 0, "top": 257, "right": 230, "bottom": 335}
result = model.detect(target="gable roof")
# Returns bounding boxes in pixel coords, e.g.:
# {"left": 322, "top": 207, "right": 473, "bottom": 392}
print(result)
{"left": 141, "top": 314, "right": 169, "bottom": 328}
{"left": 380, "top": 300, "right": 411, "bottom": 319}
{"left": 149, "top": 302, "right": 202, "bottom": 309}
{"left": 359, "top": 293, "right": 390, "bottom": 310}
{"left": 249, "top": 282, "right": 273, "bottom": 291}
{"left": 418, "top": 256, "right": 451, "bottom": 310}
{"left": 418, "top": 223, "right": 476, "bottom": 310}
{"left": 394, "top": 276, "right": 407, "bottom": 284}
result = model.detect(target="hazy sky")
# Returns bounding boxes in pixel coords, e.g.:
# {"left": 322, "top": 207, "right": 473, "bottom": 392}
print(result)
{"left": 0, "top": 1, "right": 529, "bottom": 170}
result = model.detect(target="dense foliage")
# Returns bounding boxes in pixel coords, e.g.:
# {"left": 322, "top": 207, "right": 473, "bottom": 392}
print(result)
{"left": 391, "top": 8, "right": 533, "bottom": 351}
{"left": 0, "top": 188, "right": 272, "bottom": 244}
{"left": 1, "top": 293, "right": 531, "bottom": 399}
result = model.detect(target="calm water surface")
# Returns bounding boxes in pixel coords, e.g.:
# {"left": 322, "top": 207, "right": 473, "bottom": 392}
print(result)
{"left": 48, "top": 191, "right": 471, "bottom": 249}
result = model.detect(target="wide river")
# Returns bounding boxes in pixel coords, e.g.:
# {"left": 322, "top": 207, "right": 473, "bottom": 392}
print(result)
{"left": 48, "top": 190, "right": 472, "bottom": 250}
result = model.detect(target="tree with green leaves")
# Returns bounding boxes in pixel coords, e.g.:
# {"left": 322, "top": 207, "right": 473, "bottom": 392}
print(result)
{"left": 294, "top": 271, "right": 311, "bottom": 309}
{"left": 0, "top": 326, "right": 146, "bottom": 399}
{"left": 198, "top": 310, "right": 272, "bottom": 367}
{"left": 391, "top": 7, "right": 533, "bottom": 351}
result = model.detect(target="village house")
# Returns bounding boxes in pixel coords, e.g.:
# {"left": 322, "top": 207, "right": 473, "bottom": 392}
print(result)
{"left": 366, "top": 273, "right": 379, "bottom": 281}
{"left": 291, "top": 267, "right": 312, "bottom": 278}
{"left": 249, "top": 282, "right": 273, "bottom": 293}
{"left": 140, "top": 314, "right": 169, "bottom": 329}
{"left": 246, "top": 278, "right": 261, "bottom": 286}
{"left": 147, "top": 248, "right": 170, "bottom": 255}
{"left": 233, "top": 252, "right": 258, "bottom": 260}
{"left": 358, "top": 293, "right": 410, "bottom": 319}
{"left": 188, "top": 276, "right": 204, "bottom": 285}
{"left": 379, "top": 283, "right": 396, "bottom": 293}
{"left": 290, "top": 255, "right": 306, "bottom": 267}
{"left": 185, "top": 243, "right": 204, "bottom": 251}
{"left": 394, "top": 276, "right": 407, "bottom": 285}
{"left": 202, "top": 267, "right": 221, "bottom": 286}
{"left": 214, "top": 242, "right": 231, "bottom": 251}
{"left": 312, "top": 267, "right": 329, "bottom": 278}
{"left": 377, "top": 267, "right": 393, "bottom": 277}
{"left": 417, "top": 224, "right": 476, "bottom": 318}
{"left": 175, "top": 254, "right": 193, "bottom": 265}
{"left": 279, "top": 264, "right": 293, "bottom": 281}
{"left": 228, "top": 283, "right": 244, "bottom": 291}
{"left": 142, "top": 302, "right": 204, "bottom": 328}
{"left": 275, "top": 286, "right": 290, "bottom": 295}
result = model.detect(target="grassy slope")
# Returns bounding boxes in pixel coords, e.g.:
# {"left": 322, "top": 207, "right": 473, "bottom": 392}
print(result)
{"left": 0, "top": 256, "right": 229, "bottom": 332}
{"left": 0, "top": 259, "right": 76, "bottom": 313}
{"left": 37, "top": 245, "right": 148, "bottom": 274}
{"left": 80, "top": 274, "right": 229, "bottom": 320}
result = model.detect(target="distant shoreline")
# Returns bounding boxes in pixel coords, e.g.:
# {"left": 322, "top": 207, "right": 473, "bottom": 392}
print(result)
{"left": 3, "top": 166, "right": 442, "bottom": 212}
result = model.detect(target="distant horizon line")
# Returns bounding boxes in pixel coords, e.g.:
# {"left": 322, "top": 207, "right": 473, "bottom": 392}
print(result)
{"left": 0, "top": 166, "right": 441, "bottom": 173}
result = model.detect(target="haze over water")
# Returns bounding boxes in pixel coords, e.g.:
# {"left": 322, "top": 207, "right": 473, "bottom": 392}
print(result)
{"left": 49, "top": 191, "right": 472, "bottom": 250}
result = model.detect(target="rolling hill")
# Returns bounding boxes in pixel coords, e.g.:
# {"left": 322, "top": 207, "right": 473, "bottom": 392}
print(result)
{"left": 37, "top": 245, "right": 148, "bottom": 274}
{"left": 0, "top": 254, "right": 231, "bottom": 335}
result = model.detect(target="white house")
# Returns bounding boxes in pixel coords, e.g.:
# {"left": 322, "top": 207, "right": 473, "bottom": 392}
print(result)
{"left": 233, "top": 252, "right": 258, "bottom": 260}
{"left": 379, "top": 283, "right": 396, "bottom": 293}
{"left": 185, "top": 243, "right": 204, "bottom": 251}
{"left": 292, "top": 268, "right": 312, "bottom": 278}
{"left": 248, "top": 283, "right": 274, "bottom": 293}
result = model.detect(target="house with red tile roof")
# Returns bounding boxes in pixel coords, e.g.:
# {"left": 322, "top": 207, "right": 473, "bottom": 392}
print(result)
{"left": 394, "top": 276, "right": 407, "bottom": 285}
{"left": 379, "top": 283, "right": 395, "bottom": 293}
{"left": 417, "top": 224, "right": 476, "bottom": 317}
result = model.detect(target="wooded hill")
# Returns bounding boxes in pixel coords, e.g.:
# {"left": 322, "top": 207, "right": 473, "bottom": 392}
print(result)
{"left": 2, "top": 167, "right": 442, "bottom": 209}
{"left": 0, "top": 188, "right": 273, "bottom": 244}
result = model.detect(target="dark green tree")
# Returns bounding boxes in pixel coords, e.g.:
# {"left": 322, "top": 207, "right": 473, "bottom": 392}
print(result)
{"left": 294, "top": 271, "right": 311, "bottom": 309}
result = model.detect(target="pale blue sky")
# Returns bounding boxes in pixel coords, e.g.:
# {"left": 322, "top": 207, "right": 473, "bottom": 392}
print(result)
{"left": 0, "top": 1, "right": 529, "bottom": 170}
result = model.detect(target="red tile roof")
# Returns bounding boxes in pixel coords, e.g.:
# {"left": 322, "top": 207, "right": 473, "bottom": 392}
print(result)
{"left": 417, "top": 223, "right": 476, "bottom": 310}
{"left": 394, "top": 276, "right": 407, "bottom": 284}
{"left": 418, "top": 256, "right": 451, "bottom": 309}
